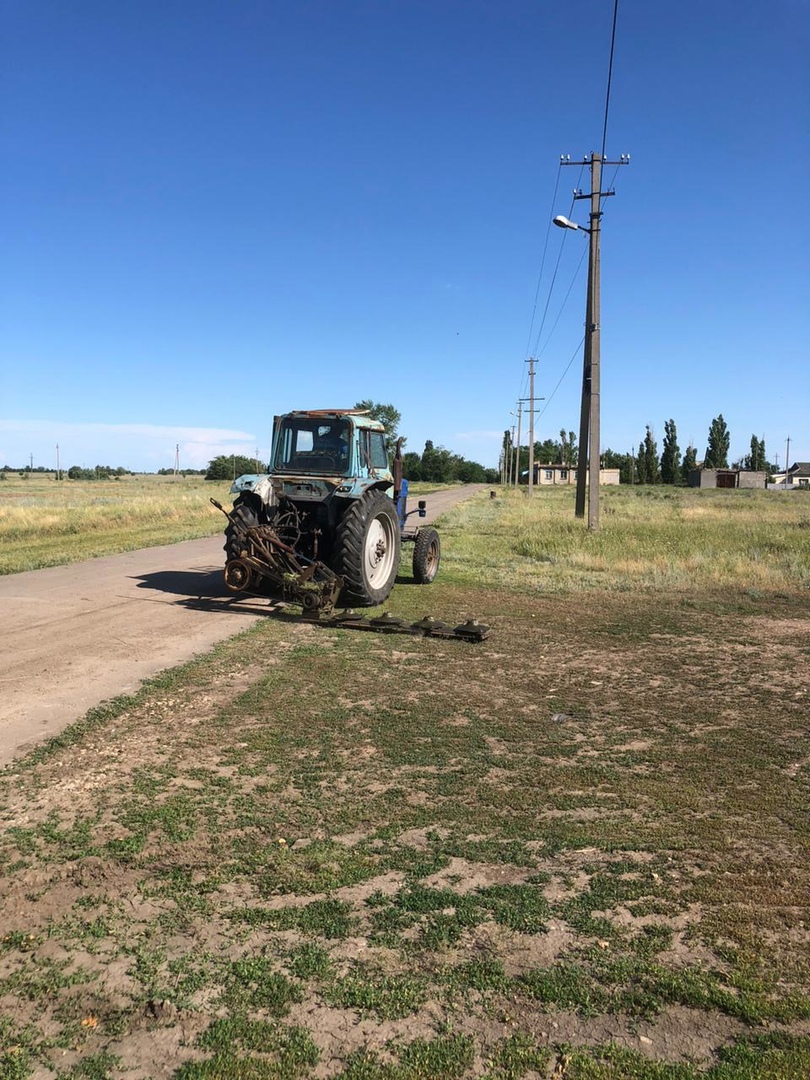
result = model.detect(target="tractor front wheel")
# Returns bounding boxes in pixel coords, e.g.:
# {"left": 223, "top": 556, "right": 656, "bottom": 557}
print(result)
{"left": 334, "top": 491, "right": 402, "bottom": 606}
{"left": 224, "top": 497, "right": 262, "bottom": 563}
{"left": 412, "top": 527, "right": 441, "bottom": 584}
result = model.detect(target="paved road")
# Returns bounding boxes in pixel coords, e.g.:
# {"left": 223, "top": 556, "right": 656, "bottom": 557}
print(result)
{"left": 0, "top": 484, "right": 488, "bottom": 766}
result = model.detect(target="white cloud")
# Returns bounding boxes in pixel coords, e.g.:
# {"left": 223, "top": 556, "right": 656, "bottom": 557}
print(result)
{"left": 0, "top": 419, "right": 264, "bottom": 471}
{"left": 452, "top": 429, "right": 503, "bottom": 443}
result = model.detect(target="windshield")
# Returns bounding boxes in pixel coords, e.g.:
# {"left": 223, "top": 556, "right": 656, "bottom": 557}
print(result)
{"left": 274, "top": 419, "right": 352, "bottom": 475}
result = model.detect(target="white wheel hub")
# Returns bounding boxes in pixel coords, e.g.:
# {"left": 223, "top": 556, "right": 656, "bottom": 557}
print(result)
{"left": 364, "top": 515, "right": 396, "bottom": 585}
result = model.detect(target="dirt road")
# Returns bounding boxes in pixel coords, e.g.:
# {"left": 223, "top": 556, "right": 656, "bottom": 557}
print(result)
{"left": 0, "top": 484, "right": 488, "bottom": 766}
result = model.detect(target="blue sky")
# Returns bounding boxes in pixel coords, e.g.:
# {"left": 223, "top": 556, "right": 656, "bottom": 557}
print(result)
{"left": 1, "top": 0, "right": 807, "bottom": 473}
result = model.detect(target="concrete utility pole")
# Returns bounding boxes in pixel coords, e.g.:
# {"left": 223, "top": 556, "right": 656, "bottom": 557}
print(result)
{"left": 584, "top": 157, "right": 602, "bottom": 528}
{"left": 527, "top": 357, "right": 536, "bottom": 497}
{"left": 513, "top": 402, "right": 522, "bottom": 490}
{"left": 505, "top": 421, "right": 516, "bottom": 486}
{"left": 559, "top": 151, "right": 629, "bottom": 530}
{"left": 785, "top": 436, "right": 791, "bottom": 485}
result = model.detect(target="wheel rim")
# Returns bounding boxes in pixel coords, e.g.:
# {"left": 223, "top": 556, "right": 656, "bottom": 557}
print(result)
{"left": 364, "top": 513, "right": 397, "bottom": 587}
{"left": 224, "top": 559, "right": 252, "bottom": 592}
{"left": 425, "top": 538, "right": 439, "bottom": 578}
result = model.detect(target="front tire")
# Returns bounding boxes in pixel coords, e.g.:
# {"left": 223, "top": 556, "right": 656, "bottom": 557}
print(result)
{"left": 334, "top": 491, "right": 402, "bottom": 606}
{"left": 224, "top": 497, "right": 262, "bottom": 563}
{"left": 412, "top": 527, "right": 440, "bottom": 584}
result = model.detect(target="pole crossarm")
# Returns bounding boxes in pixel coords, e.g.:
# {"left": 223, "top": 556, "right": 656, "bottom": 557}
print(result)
{"left": 561, "top": 158, "right": 629, "bottom": 167}
{"left": 573, "top": 191, "right": 615, "bottom": 202}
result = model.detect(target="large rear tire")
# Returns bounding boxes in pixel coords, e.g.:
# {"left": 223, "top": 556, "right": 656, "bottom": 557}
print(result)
{"left": 412, "top": 527, "right": 441, "bottom": 584}
{"left": 334, "top": 491, "right": 402, "bottom": 606}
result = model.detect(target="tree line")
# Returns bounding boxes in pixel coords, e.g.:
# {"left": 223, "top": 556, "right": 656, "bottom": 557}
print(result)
{"left": 623, "top": 415, "right": 773, "bottom": 485}
{"left": 502, "top": 414, "right": 776, "bottom": 486}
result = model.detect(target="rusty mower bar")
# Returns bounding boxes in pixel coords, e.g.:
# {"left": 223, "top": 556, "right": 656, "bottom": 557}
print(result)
{"left": 318, "top": 610, "right": 490, "bottom": 643}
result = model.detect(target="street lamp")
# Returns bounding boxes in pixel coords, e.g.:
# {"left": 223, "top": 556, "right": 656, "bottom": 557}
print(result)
{"left": 553, "top": 215, "right": 587, "bottom": 233}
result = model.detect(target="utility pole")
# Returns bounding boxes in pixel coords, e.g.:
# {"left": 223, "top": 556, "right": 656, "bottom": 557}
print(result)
{"left": 513, "top": 402, "right": 522, "bottom": 490}
{"left": 174, "top": 443, "right": 180, "bottom": 477}
{"left": 508, "top": 422, "right": 516, "bottom": 486}
{"left": 585, "top": 157, "right": 602, "bottom": 528}
{"left": 519, "top": 364, "right": 544, "bottom": 497}
{"left": 786, "top": 436, "right": 791, "bottom": 485}
{"left": 527, "top": 358, "right": 536, "bottom": 496}
{"left": 56, "top": 443, "right": 60, "bottom": 481}
{"left": 559, "top": 151, "right": 629, "bottom": 529}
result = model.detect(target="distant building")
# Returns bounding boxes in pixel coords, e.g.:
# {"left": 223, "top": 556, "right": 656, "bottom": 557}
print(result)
{"left": 534, "top": 464, "right": 621, "bottom": 486}
{"left": 768, "top": 462, "right": 810, "bottom": 489}
{"left": 788, "top": 462, "right": 810, "bottom": 488}
{"left": 689, "top": 469, "right": 766, "bottom": 489}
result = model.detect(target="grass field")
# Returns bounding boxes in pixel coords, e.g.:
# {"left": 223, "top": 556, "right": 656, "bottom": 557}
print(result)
{"left": 0, "top": 474, "right": 232, "bottom": 575}
{"left": 1, "top": 485, "right": 809, "bottom": 1079}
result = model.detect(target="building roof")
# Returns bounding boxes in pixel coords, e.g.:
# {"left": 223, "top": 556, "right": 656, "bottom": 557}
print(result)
{"left": 789, "top": 462, "right": 810, "bottom": 477}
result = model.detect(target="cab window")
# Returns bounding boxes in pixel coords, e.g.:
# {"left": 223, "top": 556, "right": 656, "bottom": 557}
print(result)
{"left": 368, "top": 432, "right": 389, "bottom": 470}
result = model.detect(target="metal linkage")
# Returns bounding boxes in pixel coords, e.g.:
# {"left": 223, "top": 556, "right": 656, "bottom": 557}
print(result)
{"left": 211, "top": 498, "right": 343, "bottom": 614}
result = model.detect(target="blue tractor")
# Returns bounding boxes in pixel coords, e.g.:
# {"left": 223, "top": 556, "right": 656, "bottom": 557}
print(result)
{"left": 213, "top": 409, "right": 440, "bottom": 612}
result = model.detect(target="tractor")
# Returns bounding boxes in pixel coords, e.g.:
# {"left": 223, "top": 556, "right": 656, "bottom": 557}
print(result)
{"left": 212, "top": 409, "right": 441, "bottom": 612}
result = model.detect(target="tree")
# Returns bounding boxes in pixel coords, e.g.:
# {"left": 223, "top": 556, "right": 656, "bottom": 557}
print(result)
{"left": 206, "top": 455, "right": 263, "bottom": 481}
{"left": 603, "top": 448, "right": 634, "bottom": 485}
{"left": 402, "top": 451, "right": 423, "bottom": 481}
{"left": 744, "top": 435, "right": 766, "bottom": 472}
{"left": 354, "top": 400, "right": 402, "bottom": 455}
{"left": 636, "top": 426, "right": 659, "bottom": 484}
{"left": 660, "top": 419, "right": 681, "bottom": 484}
{"left": 704, "top": 414, "right": 730, "bottom": 469}
{"left": 500, "top": 430, "right": 512, "bottom": 482}
{"left": 456, "top": 458, "right": 487, "bottom": 483}
{"left": 681, "top": 444, "right": 697, "bottom": 484}
{"left": 534, "top": 438, "right": 558, "bottom": 465}
{"left": 420, "top": 440, "right": 455, "bottom": 483}
{"left": 558, "top": 429, "right": 577, "bottom": 467}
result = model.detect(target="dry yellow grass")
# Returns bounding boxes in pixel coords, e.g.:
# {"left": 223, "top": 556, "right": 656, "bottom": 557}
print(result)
{"left": 440, "top": 484, "right": 810, "bottom": 594}
{"left": 0, "top": 473, "right": 231, "bottom": 573}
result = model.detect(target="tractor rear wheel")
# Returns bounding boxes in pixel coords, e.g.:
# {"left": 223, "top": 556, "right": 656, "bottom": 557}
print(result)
{"left": 334, "top": 491, "right": 402, "bottom": 606}
{"left": 412, "top": 527, "right": 441, "bottom": 584}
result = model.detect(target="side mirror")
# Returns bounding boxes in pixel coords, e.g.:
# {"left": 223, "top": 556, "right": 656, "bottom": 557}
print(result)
{"left": 418, "top": 500, "right": 427, "bottom": 518}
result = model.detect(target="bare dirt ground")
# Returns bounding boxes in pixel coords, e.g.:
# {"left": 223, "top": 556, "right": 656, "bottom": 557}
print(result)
{"left": 0, "top": 485, "right": 487, "bottom": 766}
{"left": 1, "top": 584, "right": 808, "bottom": 1077}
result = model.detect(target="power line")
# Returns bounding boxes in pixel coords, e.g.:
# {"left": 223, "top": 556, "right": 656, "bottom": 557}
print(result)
{"left": 512, "top": 163, "right": 583, "bottom": 429}
{"left": 510, "top": 1, "right": 620, "bottom": 465}
{"left": 535, "top": 334, "right": 586, "bottom": 422}
{"left": 532, "top": 242, "right": 588, "bottom": 360}
{"left": 599, "top": 0, "right": 621, "bottom": 183}
{"left": 527, "top": 168, "right": 585, "bottom": 358}
{"left": 523, "top": 164, "right": 563, "bottom": 359}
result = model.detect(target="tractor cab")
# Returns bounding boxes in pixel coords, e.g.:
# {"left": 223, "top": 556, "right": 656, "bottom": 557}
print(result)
{"left": 270, "top": 410, "right": 394, "bottom": 490}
